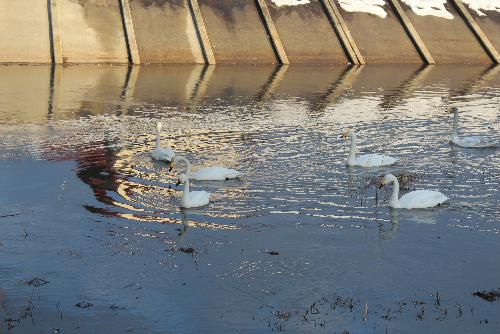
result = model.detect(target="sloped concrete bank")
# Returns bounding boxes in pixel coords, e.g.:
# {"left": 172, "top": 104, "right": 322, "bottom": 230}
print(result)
{"left": 0, "top": 0, "right": 498, "bottom": 64}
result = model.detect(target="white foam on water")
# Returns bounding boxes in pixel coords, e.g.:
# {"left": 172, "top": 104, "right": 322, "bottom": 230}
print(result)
{"left": 338, "top": 0, "right": 388, "bottom": 18}
{"left": 462, "top": 0, "right": 500, "bottom": 16}
{"left": 271, "top": 0, "right": 311, "bottom": 6}
{"left": 401, "top": 0, "right": 454, "bottom": 19}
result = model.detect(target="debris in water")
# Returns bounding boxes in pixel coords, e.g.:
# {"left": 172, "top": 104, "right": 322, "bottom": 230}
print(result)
{"left": 75, "top": 302, "right": 93, "bottom": 309}
{"left": 179, "top": 247, "right": 196, "bottom": 254}
{"left": 472, "top": 289, "right": 500, "bottom": 302}
{"left": 267, "top": 250, "right": 280, "bottom": 255}
{"left": 27, "top": 277, "right": 49, "bottom": 287}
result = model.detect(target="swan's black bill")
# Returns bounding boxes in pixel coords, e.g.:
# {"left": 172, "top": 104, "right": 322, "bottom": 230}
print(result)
{"left": 176, "top": 179, "right": 181, "bottom": 186}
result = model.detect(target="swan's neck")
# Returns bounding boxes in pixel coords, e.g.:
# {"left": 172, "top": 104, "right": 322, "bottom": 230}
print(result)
{"left": 389, "top": 178, "right": 400, "bottom": 208}
{"left": 451, "top": 110, "right": 459, "bottom": 141}
{"left": 156, "top": 129, "right": 161, "bottom": 148}
{"left": 182, "top": 179, "right": 190, "bottom": 203}
{"left": 176, "top": 156, "right": 192, "bottom": 176}
{"left": 347, "top": 133, "right": 357, "bottom": 163}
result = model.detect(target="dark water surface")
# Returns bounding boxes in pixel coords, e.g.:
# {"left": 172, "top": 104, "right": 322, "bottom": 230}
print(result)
{"left": 0, "top": 64, "right": 499, "bottom": 333}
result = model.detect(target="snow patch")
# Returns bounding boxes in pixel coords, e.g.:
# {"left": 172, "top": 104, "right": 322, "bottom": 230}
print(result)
{"left": 271, "top": 0, "right": 311, "bottom": 6}
{"left": 462, "top": 0, "right": 500, "bottom": 16}
{"left": 401, "top": 0, "right": 454, "bottom": 20}
{"left": 338, "top": 0, "right": 388, "bottom": 18}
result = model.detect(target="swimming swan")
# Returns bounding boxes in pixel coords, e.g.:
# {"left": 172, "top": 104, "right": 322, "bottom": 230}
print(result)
{"left": 342, "top": 129, "right": 398, "bottom": 167}
{"left": 151, "top": 122, "right": 175, "bottom": 162}
{"left": 172, "top": 155, "right": 241, "bottom": 181}
{"left": 380, "top": 174, "right": 448, "bottom": 209}
{"left": 449, "top": 107, "right": 496, "bottom": 148}
{"left": 172, "top": 157, "right": 210, "bottom": 208}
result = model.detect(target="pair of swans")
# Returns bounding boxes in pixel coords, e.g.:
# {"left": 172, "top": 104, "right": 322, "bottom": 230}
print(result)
{"left": 449, "top": 107, "right": 496, "bottom": 148}
{"left": 171, "top": 156, "right": 241, "bottom": 209}
{"left": 343, "top": 130, "right": 448, "bottom": 209}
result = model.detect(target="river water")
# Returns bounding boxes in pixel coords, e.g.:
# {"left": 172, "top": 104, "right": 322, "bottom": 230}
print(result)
{"left": 0, "top": 64, "right": 499, "bottom": 333}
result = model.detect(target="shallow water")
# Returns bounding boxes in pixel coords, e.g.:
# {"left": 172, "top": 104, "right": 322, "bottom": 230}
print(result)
{"left": 0, "top": 64, "right": 499, "bottom": 333}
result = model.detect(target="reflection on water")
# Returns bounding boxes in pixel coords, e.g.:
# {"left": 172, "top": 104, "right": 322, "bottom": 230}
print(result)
{"left": 0, "top": 64, "right": 499, "bottom": 233}
{"left": 0, "top": 64, "right": 499, "bottom": 333}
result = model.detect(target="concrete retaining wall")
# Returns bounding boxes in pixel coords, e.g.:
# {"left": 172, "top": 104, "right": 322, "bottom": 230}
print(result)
{"left": 0, "top": 1, "right": 52, "bottom": 63}
{"left": 197, "top": 0, "right": 276, "bottom": 63}
{"left": 58, "top": 0, "right": 129, "bottom": 63}
{"left": 266, "top": 0, "right": 348, "bottom": 63}
{"left": 0, "top": 0, "right": 499, "bottom": 64}
{"left": 335, "top": 0, "right": 422, "bottom": 63}
{"left": 129, "top": 0, "right": 204, "bottom": 63}
{"left": 401, "top": 1, "right": 490, "bottom": 63}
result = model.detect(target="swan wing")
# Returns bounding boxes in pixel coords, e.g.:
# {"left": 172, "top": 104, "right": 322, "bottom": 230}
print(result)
{"left": 184, "top": 191, "right": 210, "bottom": 208}
{"left": 453, "top": 136, "right": 496, "bottom": 148}
{"left": 191, "top": 167, "right": 241, "bottom": 181}
{"left": 398, "top": 190, "right": 448, "bottom": 209}
{"left": 151, "top": 147, "right": 175, "bottom": 161}
{"left": 352, "top": 154, "right": 398, "bottom": 167}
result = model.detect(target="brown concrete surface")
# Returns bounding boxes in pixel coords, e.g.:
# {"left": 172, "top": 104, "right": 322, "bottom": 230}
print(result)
{"left": 59, "top": 0, "right": 129, "bottom": 63}
{"left": 334, "top": 0, "right": 422, "bottom": 63}
{"left": 129, "top": 0, "right": 204, "bottom": 63}
{"left": 401, "top": 1, "right": 491, "bottom": 64}
{"left": 0, "top": 1, "right": 52, "bottom": 63}
{"left": 265, "top": 0, "right": 349, "bottom": 64}
{"left": 463, "top": 5, "right": 500, "bottom": 60}
{"left": 197, "top": 0, "right": 277, "bottom": 63}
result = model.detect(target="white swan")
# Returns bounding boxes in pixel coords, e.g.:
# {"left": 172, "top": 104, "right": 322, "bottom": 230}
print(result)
{"left": 172, "top": 155, "right": 241, "bottom": 181}
{"left": 381, "top": 174, "right": 448, "bottom": 209}
{"left": 151, "top": 122, "right": 175, "bottom": 162}
{"left": 172, "top": 156, "right": 210, "bottom": 208}
{"left": 342, "top": 129, "right": 399, "bottom": 167}
{"left": 449, "top": 107, "right": 496, "bottom": 148}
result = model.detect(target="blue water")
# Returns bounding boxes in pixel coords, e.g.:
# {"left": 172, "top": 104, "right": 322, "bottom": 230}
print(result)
{"left": 0, "top": 64, "right": 499, "bottom": 333}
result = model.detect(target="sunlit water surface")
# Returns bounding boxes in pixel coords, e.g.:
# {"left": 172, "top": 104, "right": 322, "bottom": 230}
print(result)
{"left": 0, "top": 65, "right": 499, "bottom": 333}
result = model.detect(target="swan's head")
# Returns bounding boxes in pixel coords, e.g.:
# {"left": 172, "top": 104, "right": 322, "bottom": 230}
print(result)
{"left": 341, "top": 129, "right": 355, "bottom": 140}
{"left": 157, "top": 122, "right": 163, "bottom": 131}
{"left": 380, "top": 174, "right": 398, "bottom": 188}
{"left": 176, "top": 173, "right": 188, "bottom": 186}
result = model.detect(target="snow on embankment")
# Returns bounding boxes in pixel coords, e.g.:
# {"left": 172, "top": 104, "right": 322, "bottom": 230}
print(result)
{"left": 401, "top": 0, "right": 454, "bottom": 19}
{"left": 271, "top": 0, "right": 310, "bottom": 6}
{"left": 338, "top": 0, "right": 388, "bottom": 18}
{"left": 462, "top": 0, "right": 500, "bottom": 16}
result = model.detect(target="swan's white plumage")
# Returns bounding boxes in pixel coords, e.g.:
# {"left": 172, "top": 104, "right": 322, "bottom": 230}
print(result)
{"left": 382, "top": 174, "right": 448, "bottom": 209}
{"left": 151, "top": 146, "right": 175, "bottom": 162}
{"left": 450, "top": 107, "right": 496, "bottom": 148}
{"left": 348, "top": 153, "right": 399, "bottom": 167}
{"left": 176, "top": 172, "right": 210, "bottom": 209}
{"left": 151, "top": 122, "right": 175, "bottom": 162}
{"left": 343, "top": 129, "right": 398, "bottom": 167}
{"left": 190, "top": 167, "right": 241, "bottom": 181}
{"left": 397, "top": 190, "right": 449, "bottom": 209}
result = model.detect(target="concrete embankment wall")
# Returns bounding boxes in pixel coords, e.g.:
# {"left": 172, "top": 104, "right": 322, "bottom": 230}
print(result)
{"left": 0, "top": 0, "right": 499, "bottom": 65}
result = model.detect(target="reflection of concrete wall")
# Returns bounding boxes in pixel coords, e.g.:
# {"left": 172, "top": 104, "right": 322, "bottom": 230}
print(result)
{"left": 0, "top": 1, "right": 51, "bottom": 63}
{"left": 131, "top": 65, "right": 206, "bottom": 103}
{"left": 266, "top": 0, "right": 348, "bottom": 64}
{"left": 53, "top": 65, "right": 128, "bottom": 118}
{"left": 198, "top": 0, "right": 276, "bottom": 63}
{"left": 59, "top": 0, "right": 128, "bottom": 63}
{"left": 129, "top": 0, "right": 204, "bottom": 63}
{"left": 0, "top": 66, "right": 52, "bottom": 123}
{"left": 336, "top": 1, "right": 422, "bottom": 63}
{"left": 401, "top": 2, "right": 490, "bottom": 63}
